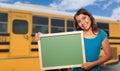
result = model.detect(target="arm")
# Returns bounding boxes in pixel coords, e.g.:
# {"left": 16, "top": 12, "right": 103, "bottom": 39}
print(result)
{"left": 81, "top": 37, "right": 112, "bottom": 70}
{"left": 93, "top": 37, "right": 112, "bottom": 65}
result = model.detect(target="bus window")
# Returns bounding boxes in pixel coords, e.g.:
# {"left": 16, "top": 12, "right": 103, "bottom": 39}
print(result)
{"left": 97, "top": 22, "right": 109, "bottom": 36}
{"left": 51, "top": 18, "right": 64, "bottom": 33}
{"left": 13, "top": 20, "right": 28, "bottom": 34}
{"left": 0, "top": 12, "right": 8, "bottom": 32}
{"left": 67, "top": 20, "right": 74, "bottom": 32}
{"left": 32, "top": 16, "right": 48, "bottom": 34}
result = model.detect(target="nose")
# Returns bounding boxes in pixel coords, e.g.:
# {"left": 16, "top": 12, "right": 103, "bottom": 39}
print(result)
{"left": 81, "top": 20, "right": 85, "bottom": 25}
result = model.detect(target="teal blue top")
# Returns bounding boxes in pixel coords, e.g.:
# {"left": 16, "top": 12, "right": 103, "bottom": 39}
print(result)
{"left": 71, "top": 29, "right": 107, "bottom": 71}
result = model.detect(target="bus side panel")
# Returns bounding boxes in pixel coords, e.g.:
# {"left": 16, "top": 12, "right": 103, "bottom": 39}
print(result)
{"left": 0, "top": 58, "right": 43, "bottom": 71}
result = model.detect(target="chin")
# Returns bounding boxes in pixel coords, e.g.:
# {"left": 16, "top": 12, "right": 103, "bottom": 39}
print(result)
{"left": 83, "top": 29, "right": 89, "bottom": 31}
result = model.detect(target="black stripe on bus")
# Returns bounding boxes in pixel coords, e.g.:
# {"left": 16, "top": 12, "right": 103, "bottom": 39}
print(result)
{"left": 0, "top": 56, "right": 39, "bottom": 60}
{"left": 31, "top": 48, "right": 38, "bottom": 52}
{"left": 0, "top": 42, "right": 10, "bottom": 45}
{"left": 109, "top": 37, "right": 120, "bottom": 39}
{"left": 110, "top": 42, "right": 120, "bottom": 45}
{"left": 31, "top": 34, "right": 35, "bottom": 37}
{"left": 0, "top": 49, "right": 9, "bottom": 52}
{"left": 31, "top": 42, "right": 38, "bottom": 45}
{"left": 0, "top": 33, "right": 10, "bottom": 36}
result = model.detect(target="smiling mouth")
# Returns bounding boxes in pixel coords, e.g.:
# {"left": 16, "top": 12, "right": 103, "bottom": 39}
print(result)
{"left": 82, "top": 24, "right": 87, "bottom": 28}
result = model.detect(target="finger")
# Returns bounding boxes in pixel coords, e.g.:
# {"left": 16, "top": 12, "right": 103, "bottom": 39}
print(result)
{"left": 35, "top": 33, "right": 40, "bottom": 41}
{"left": 35, "top": 33, "right": 38, "bottom": 41}
{"left": 81, "top": 64, "right": 85, "bottom": 68}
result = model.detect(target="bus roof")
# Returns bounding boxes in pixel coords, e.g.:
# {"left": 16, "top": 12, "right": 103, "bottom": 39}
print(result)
{"left": 0, "top": 2, "right": 74, "bottom": 16}
{"left": 0, "top": 2, "right": 119, "bottom": 21}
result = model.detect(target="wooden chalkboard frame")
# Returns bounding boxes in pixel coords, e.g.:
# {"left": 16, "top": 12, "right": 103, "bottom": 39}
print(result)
{"left": 38, "top": 31, "right": 86, "bottom": 70}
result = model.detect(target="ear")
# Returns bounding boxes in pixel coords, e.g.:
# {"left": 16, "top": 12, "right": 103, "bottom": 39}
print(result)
{"left": 77, "top": 26, "right": 79, "bottom": 29}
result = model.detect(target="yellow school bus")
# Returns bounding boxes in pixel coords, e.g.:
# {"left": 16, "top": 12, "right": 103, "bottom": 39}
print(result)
{"left": 0, "top": 2, "right": 120, "bottom": 71}
{"left": 95, "top": 17, "right": 120, "bottom": 64}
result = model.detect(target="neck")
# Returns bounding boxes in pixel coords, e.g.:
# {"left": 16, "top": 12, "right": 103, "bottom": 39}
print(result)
{"left": 83, "top": 28, "right": 98, "bottom": 38}
{"left": 83, "top": 27, "right": 92, "bottom": 33}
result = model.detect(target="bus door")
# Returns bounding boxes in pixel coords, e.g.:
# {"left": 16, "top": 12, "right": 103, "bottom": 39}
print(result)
{"left": 8, "top": 12, "right": 32, "bottom": 57}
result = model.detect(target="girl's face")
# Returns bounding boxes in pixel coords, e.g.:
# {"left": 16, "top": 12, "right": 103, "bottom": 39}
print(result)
{"left": 76, "top": 14, "right": 91, "bottom": 31}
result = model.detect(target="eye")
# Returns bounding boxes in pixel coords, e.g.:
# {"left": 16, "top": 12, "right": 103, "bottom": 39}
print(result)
{"left": 77, "top": 20, "right": 81, "bottom": 23}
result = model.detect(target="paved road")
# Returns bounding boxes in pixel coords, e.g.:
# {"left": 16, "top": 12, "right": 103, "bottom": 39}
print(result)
{"left": 100, "top": 62, "right": 120, "bottom": 71}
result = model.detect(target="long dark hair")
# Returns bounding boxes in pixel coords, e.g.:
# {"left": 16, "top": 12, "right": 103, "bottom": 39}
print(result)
{"left": 74, "top": 8, "right": 99, "bottom": 33}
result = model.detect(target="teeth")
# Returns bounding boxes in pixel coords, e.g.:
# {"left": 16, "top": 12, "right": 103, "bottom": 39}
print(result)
{"left": 81, "top": 22, "right": 87, "bottom": 28}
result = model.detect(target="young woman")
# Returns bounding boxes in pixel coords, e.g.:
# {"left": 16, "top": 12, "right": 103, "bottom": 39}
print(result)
{"left": 71, "top": 8, "right": 112, "bottom": 71}
{"left": 35, "top": 8, "right": 112, "bottom": 71}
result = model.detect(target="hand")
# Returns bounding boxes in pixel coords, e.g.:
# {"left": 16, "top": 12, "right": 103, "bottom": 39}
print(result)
{"left": 81, "top": 62, "right": 95, "bottom": 70}
{"left": 35, "top": 32, "right": 42, "bottom": 41}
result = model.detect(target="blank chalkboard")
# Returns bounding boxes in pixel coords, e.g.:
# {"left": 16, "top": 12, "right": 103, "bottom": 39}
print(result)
{"left": 38, "top": 31, "right": 86, "bottom": 70}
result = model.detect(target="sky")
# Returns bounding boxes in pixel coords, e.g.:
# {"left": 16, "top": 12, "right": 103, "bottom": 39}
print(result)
{"left": 0, "top": 0, "right": 120, "bottom": 20}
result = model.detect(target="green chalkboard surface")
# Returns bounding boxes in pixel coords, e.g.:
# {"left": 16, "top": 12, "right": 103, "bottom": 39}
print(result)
{"left": 38, "top": 31, "right": 86, "bottom": 70}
